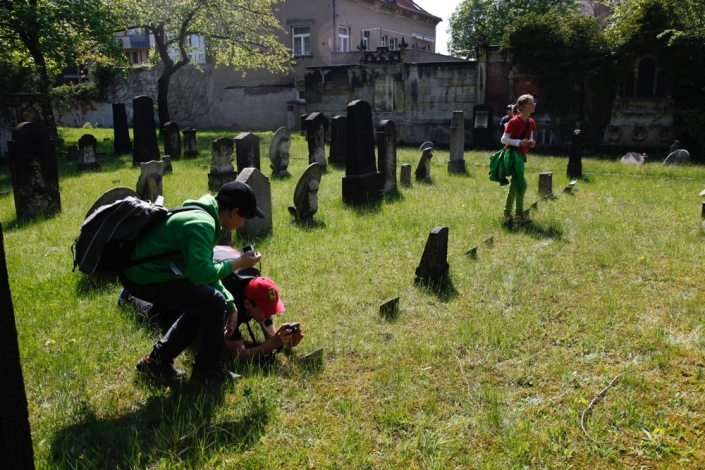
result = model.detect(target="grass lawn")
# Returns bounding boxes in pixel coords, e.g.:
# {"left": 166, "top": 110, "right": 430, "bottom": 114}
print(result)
{"left": 3, "top": 126, "right": 705, "bottom": 469}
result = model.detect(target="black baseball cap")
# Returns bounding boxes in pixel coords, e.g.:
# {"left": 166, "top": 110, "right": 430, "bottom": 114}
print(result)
{"left": 216, "top": 181, "right": 265, "bottom": 219}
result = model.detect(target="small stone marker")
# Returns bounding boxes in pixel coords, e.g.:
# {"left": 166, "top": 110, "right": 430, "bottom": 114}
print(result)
{"left": 523, "top": 208, "right": 531, "bottom": 218}
{"left": 183, "top": 127, "right": 199, "bottom": 157}
{"left": 269, "top": 127, "right": 291, "bottom": 177}
{"left": 567, "top": 128, "right": 582, "bottom": 179}
{"left": 235, "top": 132, "right": 261, "bottom": 172}
{"left": 415, "top": 226, "right": 450, "bottom": 290}
{"left": 484, "top": 236, "right": 493, "bottom": 247}
{"left": 448, "top": 111, "right": 466, "bottom": 174}
{"left": 78, "top": 134, "right": 100, "bottom": 172}
{"left": 288, "top": 162, "right": 322, "bottom": 222}
{"left": 701, "top": 201, "right": 705, "bottom": 219}
{"left": 136, "top": 160, "right": 165, "bottom": 202}
{"left": 400, "top": 164, "right": 412, "bottom": 187}
{"left": 305, "top": 112, "right": 328, "bottom": 168}
{"left": 530, "top": 201, "right": 538, "bottom": 210}
{"left": 162, "top": 121, "right": 181, "bottom": 160}
{"left": 329, "top": 115, "right": 347, "bottom": 166}
{"left": 377, "top": 119, "right": 397, "bottom": 193}
{"left": 379, "top": 297, "right": 400, "bottom": 320}
{"left": 209, "top": 137, "right": 237, "bottom": 192}
{"left": 236, "top": 168, "right": 272, "bottom": 239}
{"left": 112, "top": 102, "right": 132, "bottom": 154}
{"left": 415, "top": 141, "right": 433, "bottom": 182}
{"left": 466, "top": 246, "right": 478, "bottom": 259}
{"left": 538, "top": 172, "right": 553, "bottom": 198}
{"left": 132, "top": 95, "right": 160, "bottom": 165}
{"left": 564, "top": 180, "right": 577, "bottom": 193}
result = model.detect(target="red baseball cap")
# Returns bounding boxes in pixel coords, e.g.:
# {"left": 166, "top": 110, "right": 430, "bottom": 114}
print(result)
{"left": 244, "top": 277, "right": 285, "bottom": 317}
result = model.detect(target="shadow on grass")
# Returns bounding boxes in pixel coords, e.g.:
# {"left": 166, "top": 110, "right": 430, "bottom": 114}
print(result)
{"left": 289, "top": 217, "right": 327, "bottom": 230}
{"left": 504, "top": 221, "right": 564, "bottom": 240}
{"left": 50, "top": 383, "right": 272, "bottom": 469}
{"left": 75, "top": 273, "right": 121, "bottom": 297}
{"left": 414, "top": 273, "right": 459, "bottom": 302}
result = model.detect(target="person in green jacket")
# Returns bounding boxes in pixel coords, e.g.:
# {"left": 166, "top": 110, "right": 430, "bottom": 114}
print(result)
{"left": 120, "top": 181, "right": 264, "bottom": 383}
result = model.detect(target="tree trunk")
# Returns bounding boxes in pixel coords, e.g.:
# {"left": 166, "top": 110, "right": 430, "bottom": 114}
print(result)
{"left": 157, "top": 70, "right": 172, "bottom": 129}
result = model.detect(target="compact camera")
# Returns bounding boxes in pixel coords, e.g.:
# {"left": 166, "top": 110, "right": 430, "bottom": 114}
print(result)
{"left": 289, "top": 322, "right": 300, "bottom": 334}
{"left": 242, "top": 245, "right": 254, "bottom": 253}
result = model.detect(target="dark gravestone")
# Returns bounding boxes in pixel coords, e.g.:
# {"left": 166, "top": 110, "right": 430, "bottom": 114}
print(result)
{"left": 183, "top": 127, "right": 199, "bottom": 157}
{"left": 415, "top": 226, "right": 450, "bottom": 290}
{"left": 66, "top": 145, "right": 78, "bottom": 161}
{"left": 209, "top": 137, "right": 237, "bottom": 192}
{"left": 567, "top": 129, "right": 582, "bottom": 179}
{"left": 300, "top": 114, "right": 308, "bottom": 136}
{"left": 132, "top": 96, "right": 160, "bottom": 165}
{"left": 305, "top": 112, "right": 328, "bottom": 168}
{"left": 448, "top": 111, "right": 466, "bottom": 174}
{"left": 8, "top": 122, "right": 61, "bottom": 219}
{"left": 162, "top": 121, "right": 181, "bottom": 160}
{"left": 235, "top": 132, "right": 261, "bottom": 172}
{"left": 377, "top": 119, "right": 397, "bottom": 193}
{"left": 471, "top": 104, "right": 494, "bottom": 150}
{"left": 78, "top": 134, "right": 100, "bottom": 172}
{"left": 400, "top": 163, "right": 412, "bottom": 187}
{"left": 0, "top": 223, "right": 35, "bottom": 469}
{"left": 112, "top": 102, "right": 132, "bottom": 154}
{"left": 329, "top": 115, "right": 347, "bottom": 166}
{"left": 269, "top": 127, "right": 291, "bottom": 178}
{"left": 236, "top": 168, "right": 273, "bottom": 239}
{"left": 342, "top": 100, "right": 382, "bottom": 205}
{"left": 379, "top": 297, "right": 400, "bottom": 320}
{"left": 538, "top": 172, "right": 553, "bottom": 198}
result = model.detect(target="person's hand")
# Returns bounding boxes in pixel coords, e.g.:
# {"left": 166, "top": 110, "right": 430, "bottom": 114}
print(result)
{"left": 276, "top": 322, "right": 304, "bottom": 348}
{"left": 224, "top": 307, "right": 238, "bottom": 338}
{"left": 234, "top": 250, "right": 261, "bottom": 270}
{"left": 528, "top": 141, "right": 536, "bottom": 148}
{"left": 520, "top": 139, "right": 530, "bottom": 147}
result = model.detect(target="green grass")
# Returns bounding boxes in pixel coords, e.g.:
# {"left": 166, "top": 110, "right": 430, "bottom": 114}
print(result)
{"left": 4, "top": 126, "right": 705, "bottom": 469}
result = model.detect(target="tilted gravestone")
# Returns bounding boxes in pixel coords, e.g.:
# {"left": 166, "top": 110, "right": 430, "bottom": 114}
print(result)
{"left": 209, "top": 137, "right": 237, "bottom": 192}
{"left": 269, "top": 127, "right": 291, "bottom": 178}
{"left": 415, "top": 226, "right": 450, "bottom": 290}
{"left": 538, "top": 172, "right": 553, "bottom": 198}
{"left": 235, "top": 132, "right": 261, "bottom": 172}
{"left": 567, "top": 128, "right": 582, "bottom": 179}
{"left": 400, "top": 163, "right": 412, "bottom": 187}
{"left": 132, "top": 95, "right": 160, "bottom": 166}
{"left": 621, "top": 152, "right": 646, "bottom": 165}
{"left": 136, "top": 160, "right": 165, "bottom": 202}
{"left": 8, "top": 121, "right": 61, "bottom": 219}
{"left": 448, "top": 111, "right": 466, "bottom": 174}
{"left": 162, "top": 121, "right": 181, "bottom": 160}
{"left": 305, "top": 112, "right": 328, "bottom": 168}
{"left": 183, "top": 127, "right": 199, "bottom": 157}
{"left": 78, "top": 134, "right": 100, "bottom": 172}
{"left": 415, "top": 141, "right": 434, "bottom": 182}
{"left": 329, "top": 115, "right": 347, "bottom": 166}
{"left": 112, "top": 102, "right": 132, "bottom": 154}
{"left": 0, "top": 223, "right": 35, "bottom": 468}
{"left": 342, "top": 100, "right": 382, "bottom": 205}
{"left": 288, "top": 162, "right": 323, "bottom": 222}
{"left": 236, "top": 168, "right": 272, "bottom": 239}
{"left": 664, "top": 149, "right": 690, "bottom": 165}
{"left": 377, "top": 119, "right": 397, "bottom": 194}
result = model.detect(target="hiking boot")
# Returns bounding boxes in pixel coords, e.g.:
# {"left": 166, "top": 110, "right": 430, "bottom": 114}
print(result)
{"left": 135, "top": 355, "right": 186, "bottom": 379}
{"left": 501, "top": 214, "right": 514, "bottom": 227}
{"left": 190, "top": 362, "right": 241, "bottom": 384}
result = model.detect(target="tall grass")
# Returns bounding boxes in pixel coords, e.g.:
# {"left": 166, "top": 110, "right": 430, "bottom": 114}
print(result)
{"left": 3, "top": 127, "right": 705, "bottom": 468}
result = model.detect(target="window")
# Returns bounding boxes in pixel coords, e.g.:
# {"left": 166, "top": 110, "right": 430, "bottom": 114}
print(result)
{"left": 338, "top": 26, "right": 350, "bottom": 52}
{"left": 297, "top": 89, "right": 306, "bottom": 103}
{"left": 389, "top": 38, "right": 397, "bottom": 50}
{"left": 381, "top": 35, "right": 387, "bottom": 48}
{"left": 131, "top": 51, "right": 140, "bottom": 64}
{"left": 293, "top": 26, "right": 311, "bottom": 56}
{"left": 362, "top": 31, "right": 370, "bottom": 50}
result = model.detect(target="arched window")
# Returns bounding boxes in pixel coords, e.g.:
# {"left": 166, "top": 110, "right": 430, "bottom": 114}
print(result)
{"left": 636, "top": 58, "right": 655, "bottom": 97}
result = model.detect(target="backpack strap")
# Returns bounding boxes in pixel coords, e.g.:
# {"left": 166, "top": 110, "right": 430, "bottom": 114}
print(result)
{"left": 520, "top": 119, "right": 532, "bottom": 140}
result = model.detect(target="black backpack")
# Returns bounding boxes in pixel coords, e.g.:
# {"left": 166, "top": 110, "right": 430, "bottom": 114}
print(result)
{"left": 72, "top": 196, "right": 204, "bottom": 278}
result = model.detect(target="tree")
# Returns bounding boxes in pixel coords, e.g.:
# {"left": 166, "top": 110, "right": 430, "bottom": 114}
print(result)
{"left": 124, "top": 0, "right": 293, "bottom": 128}
{"left": 448, "top": 0, "right": 578, "bottom": 59}
{"left": 0, "top": 0, "right": 128, "bottom": 132}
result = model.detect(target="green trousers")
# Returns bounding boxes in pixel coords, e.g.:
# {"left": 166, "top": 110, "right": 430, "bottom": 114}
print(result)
{"left": 504, "top": 173, "right": 527, "bottom": 216}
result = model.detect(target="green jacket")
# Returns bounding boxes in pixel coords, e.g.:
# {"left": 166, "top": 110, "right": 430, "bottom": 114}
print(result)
{"left": 489, "top": 147, "right": 525, "bottom": 186}
{"left": 123, "top": 194, "right": 235, "bottom": 310}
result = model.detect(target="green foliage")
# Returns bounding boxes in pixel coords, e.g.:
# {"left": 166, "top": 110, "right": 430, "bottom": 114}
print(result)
{"left": 50, "top": 82, "right": 100, "bottom": 112}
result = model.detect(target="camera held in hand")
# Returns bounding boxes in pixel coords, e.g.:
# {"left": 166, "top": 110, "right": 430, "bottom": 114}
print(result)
{"left": 289, "top": 322, "right": 300, "bottom": 334}
{"left": 242, "top": 245, "right": 254, "bottom": 253}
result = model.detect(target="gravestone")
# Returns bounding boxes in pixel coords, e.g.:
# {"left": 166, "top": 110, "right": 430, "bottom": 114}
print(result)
{"left": 329, "top": 115, "right": 347, "bottom": 166}
{"left": 400, "top": 164, "right": 412, "bottom": 187}
{"left": 162, "top": 155, "right": 172, "bottom": 174}
{"left": 236, "top": 168, "right": 272, "bottom": 238}
{"left": 300, "top": 114, "right": 308, "bottom": 136}
{"left": 8, "top": 122, "right": 61, "bottom": 219}
{"left": 448, "top": 111, "right": 466, "bottom": 174}
{"left": 288, "top": 162, "right": 323, "bottom": 222}
{"left": 0, "top": 223, "right": 35, "bottom": 469}
{"left": 85, "top": 186, "right": 139, "bottom": 218}
{"left": 67, "top": 145, "right": 78, "bottom": 161}
{"left": 342, "top": 100, "right": 382, "bottom": 205}
{"left": 162, "top": 121, "right": 181, "bottom": 160}
{"left": 183, "top": 127, "right": 199, "bottom": 157}
{"left": 305, "top": 112, "right": 328, "bottom": 168}
{"left": 377, "top": 120, "right": 397, "bottom": 194}
{"left": 209, "top": 137, "right": 237, "bottom": 192}
{"left": 538, "top": 172, "right": 553, "bottom": 198}
{"left": 564, "top": 180, "right": 577, "bottom": 194}
{"left": 415, "top": 141, "right": 434, "bottom": 182}
{"left": 269, "top": 127, "right": 291, "bottom": 178}
{"left": 471, "top": 104, "right": 493, "bottom": 150}
{"left": 112, "top": 102, "right": 132, "bottom": 154}
{"left": 567, "top": 128, "right": 582, "bottom": 179}
{"left": 136, "top": 160, "right": 165, "bottom": 202}
{"left": 235, "top": 132, "right": 261, "bottom": 172}
{"left": 78, "top": 134, "right": 100, "bottom": 172}
{"left": 664, "top": 149, "right": 690, "bottom": 165}
{"left": 415, "top": 226, "right": 450, "bottom": 290}
{"left": 379, "top": 297, "right": 400, "bottom": 320}
{"left": 621, "top": 152, "right": 646, "bottom": 165}
{"left": 132, "top": 96, "right": 160, "bottom": 166}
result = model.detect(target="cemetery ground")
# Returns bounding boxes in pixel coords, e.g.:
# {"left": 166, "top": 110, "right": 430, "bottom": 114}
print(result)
{"left": 2, "top": 126, "right": 705, "bottom": 469}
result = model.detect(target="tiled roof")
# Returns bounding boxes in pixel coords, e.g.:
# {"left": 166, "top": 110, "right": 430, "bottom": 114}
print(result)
{"left": 387, "top": 0, "right": 440, "bottom": 20}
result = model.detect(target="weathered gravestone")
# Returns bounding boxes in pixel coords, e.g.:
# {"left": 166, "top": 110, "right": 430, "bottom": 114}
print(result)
{"left": 415, "top": 226, "right": 450, "bottom": 291}
{"left": 269, "top": 127, "right": 291, "bottom": 178}
{"left": 377, "top": 119, "right": 397, "bottom": 193}
{"left": 400, "top": 163, "right": 412, "bottom": 187}
{"left": 538, "top": 172, "right": 553, "bottom": 198}
{"left": 78, "top": 134, "right": 100, "bottom": 172}
{"left": 621, "top": 152, "right": 646, "bottom": 165}
{"left": 415, "top": 141, "right": 434, "bottom": 182}
{"left": 448, "top": 111, "right": 466, "bottom": 174}
{"left": 136, "top": 160, "right": 165, "bottom": 202}
{"left": 0, "top": 223, "right": 35, "bottom": 469}
{"left": 85, "top": 186, "right": 139, "bottom": 218}
{"left": 183, "top": 127, "right": 199, "bottom": 157}
{"left": 379, "top": 297, "right": 400, "bottom": 320}
{"left": 161, "top": 155, "right": 172, "bottom": 174}
{"left": 567, "top": 128, "right": 583, "bottom": 179}
{"left": 342, "top": 100, "right": 382, "bottom": 205}
{"left": 305, "top": 112, "right": 328, "bottom": 168}
{"left": 288, "top": 162, "right": 323, "bottom": 222}
{"left": 235, "top": 132, "right": 261, "bottom": 172}
{"left": 236, "top": 168, "right": 272, "bottom": 239}
{"left": 209, "top": 137, "right": 237, "bottom": 192}
{"left": 162, "top": 121, "right": 181, "bottom": 160}
{"left": 132, "top": 96, "right": 160, "bottom": 166}
{"left": 112, "top": 102, "right": 132, "bottom": 154}
{"left": 329, "top": 115, "right": 347, "bottom": 166}
{"left": 66, "top": 145, "right": 78, "bottom": 161}
{"left": 8, "top": 121, "right": 61, "bottom": 219}
{"left": 664, "top": 149, "right": 690, "bottom": 165}
{"left": 300, "top": 114, "right": 308, "bottom": 136}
